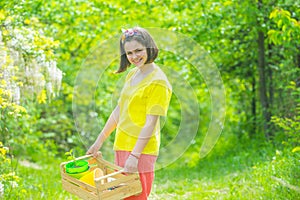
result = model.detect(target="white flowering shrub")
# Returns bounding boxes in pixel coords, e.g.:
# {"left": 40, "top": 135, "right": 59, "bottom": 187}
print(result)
{"left": 0, "top": 181, "right": 3, "bottom": 198}
{"left": 0, "top": 9, "right": 63, "bottom": 198}
{"left": 1, "top": 8, "right": 63, "bottom": 139}
{"left": 0, "top": 10, "right": 62, "bottom": 105}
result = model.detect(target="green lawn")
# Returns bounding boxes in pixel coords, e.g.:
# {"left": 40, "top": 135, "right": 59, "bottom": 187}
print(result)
{"left": 150, "top": 144, "right": 299, "bottom": 200}
{"left": 7, "top": 142, "right": 299, "bottom": 200}
{"left": 11, "top": 159, "right": 78, "bottom": 200}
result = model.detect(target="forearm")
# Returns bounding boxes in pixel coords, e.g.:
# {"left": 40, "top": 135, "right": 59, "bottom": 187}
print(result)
{"left": 95, "top": 105, "right": 120, "bottom": 145}
{"left": 131, "top": 115, "right": 158, "bottom": 156}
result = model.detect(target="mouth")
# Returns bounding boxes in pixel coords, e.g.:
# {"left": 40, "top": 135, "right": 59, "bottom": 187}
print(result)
{"left": 132, "top": 58, "right": 144, "bottom": 66}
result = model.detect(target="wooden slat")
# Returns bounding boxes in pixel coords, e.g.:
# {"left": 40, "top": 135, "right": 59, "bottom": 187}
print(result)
{"left": 62, "top": 173, "right": 97, "bottom": 192}
{"left": 105, "top": 169, "right": 125, "bottom": 179}
{"left": 96, "top": 175, "right": 139, "bottom": 192}
{"left": 95, "top": 170, "right": 124, "bottom": 182}
{"left": 62, "top": 179, "right": 98, "bottom": 200}
{"left": 96, "top": 157, "right": 122, "bottom": 170}
{"left": 100, "top": 180, "right": 142, "bottom": 199}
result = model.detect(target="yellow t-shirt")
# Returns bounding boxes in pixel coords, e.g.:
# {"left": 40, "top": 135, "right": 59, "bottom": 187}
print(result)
{"left": 113, "top": 65, "right": 172, "bottom": 155}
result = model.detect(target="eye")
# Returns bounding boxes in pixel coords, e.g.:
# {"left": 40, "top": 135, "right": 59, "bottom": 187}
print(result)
{"left": 126, "top": 52, "right": 132, "bottom": 55}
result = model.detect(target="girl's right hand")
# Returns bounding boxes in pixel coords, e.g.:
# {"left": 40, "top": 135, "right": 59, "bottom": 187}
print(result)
{"left": 86, "top": 142, "right": 102, "bottom": 158}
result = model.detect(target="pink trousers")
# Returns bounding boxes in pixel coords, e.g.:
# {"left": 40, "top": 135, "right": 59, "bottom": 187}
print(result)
{"left": 115, "top": 151, "right": 157, "bottom": 200}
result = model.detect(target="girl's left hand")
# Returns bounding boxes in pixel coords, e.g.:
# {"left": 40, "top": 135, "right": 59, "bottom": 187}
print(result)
{"left": 124, "top": 155, "right": 139, "bottom": 173}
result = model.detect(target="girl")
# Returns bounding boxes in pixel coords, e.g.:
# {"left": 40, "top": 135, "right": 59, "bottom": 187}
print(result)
{"left": 87, "top": 27, "right": 172, "bottom": 199}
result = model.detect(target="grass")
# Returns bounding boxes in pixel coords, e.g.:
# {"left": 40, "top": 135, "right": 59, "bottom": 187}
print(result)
{"left": 7, "top": 158, "right": 79, "bottom": 200}
{"left": 4, "top": 141, "right": 299, "bottom": 200}
{"left": 149, "top": 142, "right": 300, "bottom": 200}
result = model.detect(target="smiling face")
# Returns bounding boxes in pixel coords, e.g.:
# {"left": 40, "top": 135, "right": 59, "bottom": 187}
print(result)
{"left": 124, "top": 40, "right": 148, "bottom": 68}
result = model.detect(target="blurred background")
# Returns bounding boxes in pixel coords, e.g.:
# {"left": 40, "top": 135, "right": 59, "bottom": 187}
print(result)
{"left": 0, "top": 0, "right": 299, "bottom": 199}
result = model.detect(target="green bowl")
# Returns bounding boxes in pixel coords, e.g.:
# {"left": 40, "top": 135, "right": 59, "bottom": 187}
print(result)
{"left": 66, "top": 160, "right": 89, "bottom": 174}
{"left": 67, "top": 167, "right": 91, "bottom": 179}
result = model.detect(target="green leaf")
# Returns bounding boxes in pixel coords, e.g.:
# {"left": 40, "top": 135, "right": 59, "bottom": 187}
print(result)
{"left": 269, "top": 10, "right": 277, "bottom": 19}
{"left": 64, "top": 152, "right": 70, "bottom": 156}
{"left": 282, "top": 10, "right": 291, "bottom": 18}
{"left": 277, "top": 19, "right": 283, "bottom": 28}
{"left": 292, "top": 147, "right": 300, "bottom": 153}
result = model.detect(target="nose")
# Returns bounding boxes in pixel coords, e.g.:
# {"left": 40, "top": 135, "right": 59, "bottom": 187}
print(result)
{"left": 132, "top": 52, "right": 138, "bottom": 59}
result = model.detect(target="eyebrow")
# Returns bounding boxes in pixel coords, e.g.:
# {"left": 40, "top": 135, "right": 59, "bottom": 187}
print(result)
{"left": 125, "top": 48, "right": 144, "bottom": 54}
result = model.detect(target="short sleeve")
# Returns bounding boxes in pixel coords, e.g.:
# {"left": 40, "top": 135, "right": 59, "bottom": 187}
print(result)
{"left": 146, "top": 82, "right": 172, "bottom": 116}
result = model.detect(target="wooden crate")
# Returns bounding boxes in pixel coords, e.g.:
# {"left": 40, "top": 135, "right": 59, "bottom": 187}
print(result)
{"left": 60, "top": 153, "right": 142, "bottom": 200}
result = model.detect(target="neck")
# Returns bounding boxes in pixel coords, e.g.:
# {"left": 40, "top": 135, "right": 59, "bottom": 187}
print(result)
{"left": 138, "top": 62, "right": 155, "bottom": 74}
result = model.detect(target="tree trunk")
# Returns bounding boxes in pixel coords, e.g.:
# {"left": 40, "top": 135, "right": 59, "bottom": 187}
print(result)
{"left": 268, "top": 44, "right": 274, "bottom": 108}
{"left": 257, "top": 0, "right": 271, "bottom": 139}
{"left": 251, "top": 73, "right": 256, "bottom": 135}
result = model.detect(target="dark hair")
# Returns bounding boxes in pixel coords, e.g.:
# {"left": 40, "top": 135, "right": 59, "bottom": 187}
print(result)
{"left": 116, "top": 27, "right": 158, "bottom": 73}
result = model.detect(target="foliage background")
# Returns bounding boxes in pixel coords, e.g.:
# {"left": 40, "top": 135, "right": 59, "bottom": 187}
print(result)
{"left": 0, "top": 0, "right": 299, "bottom": 199}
